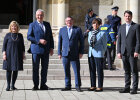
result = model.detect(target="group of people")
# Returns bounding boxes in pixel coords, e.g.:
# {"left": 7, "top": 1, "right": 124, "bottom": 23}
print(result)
{"left": 2, "top": 7, "right": 140, "bottom": 94}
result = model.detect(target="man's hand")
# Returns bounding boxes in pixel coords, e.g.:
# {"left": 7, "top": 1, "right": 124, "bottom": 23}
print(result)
{"left": 134, "top": 52, "right": 138, "bottom": 58}
{"left": 117, "top": 53, "right": 122, "bottom": 59}
{"left": 23, "top": 52, "right": 26, "bottom": 60}
{"left": 113, "top": 41, "right": 116, "bottom": 45}
{"left": 39, "top": 39, "right": 47, "bottom": 45}
{"left": 86, "top": 29, "right": 90, "bottom": 33}
{"left": 50, "top": 48, "right": 54, "bottom": 56}
{"left": 79, "top": 54, "right": 83, "bottom": 59}
{"left": 58, "top": 55, "right": 62, "bottom": 59}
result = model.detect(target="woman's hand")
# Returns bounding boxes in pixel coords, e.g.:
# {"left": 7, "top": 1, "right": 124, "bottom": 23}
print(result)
{"left": 3, "top": 51, "right": 6, "bottom": 60}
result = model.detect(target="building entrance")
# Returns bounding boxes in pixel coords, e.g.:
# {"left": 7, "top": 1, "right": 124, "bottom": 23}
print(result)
{"left": 0, "top": 0, "right": 33, "bottom": 25}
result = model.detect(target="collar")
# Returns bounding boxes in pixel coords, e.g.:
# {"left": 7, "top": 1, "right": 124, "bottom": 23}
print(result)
{"left": 112, "top": 14, "right": 117, "bottom": 17}
{"left": 67, "top": 26, "right": 73, "bottom": 29}
{"left": 37, "top": 20, "right": 43, "bottom": 24}
{"left": 126, "top": 21, "right": 132, "bottom": 26}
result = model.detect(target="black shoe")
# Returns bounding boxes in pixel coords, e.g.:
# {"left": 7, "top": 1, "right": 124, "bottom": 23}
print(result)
{"left": 88, "top": 87, "right": 96, "bottom": 91}
{"left": 103, "top": 67, "right": 108, "bottom": 70}
{"left": 6, "top": 87, "right": 10, "bottom": 91}
{"left": 32, "top": 86, "right": 39, "bottom": 91}
{"left": 109, "top": 68, "right": 116, "bottom": 70}
{"left": 130, "top": 90, "right": 137, "bottom": 94}
{"left": 11, "top": 86, "right": 17, "bottom": 90}
{"left": 61, "top": 87, "right": 71, "bottom": 91}
{"left": 119, "top": 88, "right": 130, "bottom": 93}
{"left": 40, "top": 85, "right": 49, "bottom": 90}
{"left": 76, "top": 87, "right": 82, "bottom": 92}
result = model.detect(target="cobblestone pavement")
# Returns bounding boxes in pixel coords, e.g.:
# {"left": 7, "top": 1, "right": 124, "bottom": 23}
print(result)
{"left": 0, "top": 79, "right": 140, "bottom": 100}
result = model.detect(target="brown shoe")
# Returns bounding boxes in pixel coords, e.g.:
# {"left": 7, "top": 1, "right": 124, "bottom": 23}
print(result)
{"left": 95, "top": 88, "right": 103, "bottom": 92}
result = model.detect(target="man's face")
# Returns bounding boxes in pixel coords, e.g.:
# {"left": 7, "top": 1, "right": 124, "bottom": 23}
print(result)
{"left": 36, "top": 11, "right": 44, "bottom": 22}
{"left": 89, "top": 11, "right": 93, "bottom": 17}
{"left": 112, "top": 10, "right": 118, "bottom": 16}
{"left": 124, "top": 13, "right": 132, "bottom": 23}
{"left": 65, "top": 17, "right": 73, "bottom": 27}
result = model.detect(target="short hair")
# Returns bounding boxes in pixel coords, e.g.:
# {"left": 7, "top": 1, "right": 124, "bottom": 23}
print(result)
{"left": 66, "top": 16, "right": 73, "bottom": 20}
{"left": 88, "top": 8, "right": 93, "bottom": 13}
{"left": 92, "top": 18, "right": 102, "bottom": 25}
{"left": 9, "top": 21, "right": 20, "bottom": 33}
{"left": 36, "top": 9, "right": 44, "bottom": 15}
{"left": 104, "top": 18, "right": 110, "bottom": 24}
{"left": 124, "top": 10, "right": 133, "bottom": 16}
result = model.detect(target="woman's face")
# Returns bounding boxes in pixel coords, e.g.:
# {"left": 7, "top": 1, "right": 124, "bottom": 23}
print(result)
{"left": 92, "top": 22, "right": 99, "bottom": 30}
{"left": 11, "top": 24, "right": 18, "bottom": 33}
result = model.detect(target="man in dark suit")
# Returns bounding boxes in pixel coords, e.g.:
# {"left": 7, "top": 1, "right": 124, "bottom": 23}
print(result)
{"left": 27, "top": 9, "right": 54, "bottom": 90}
{"left": 117, "top": 10, "right": 140, "bottom": 94}
{"left": 58, "top": 16, "right": 84, "bottom": 92}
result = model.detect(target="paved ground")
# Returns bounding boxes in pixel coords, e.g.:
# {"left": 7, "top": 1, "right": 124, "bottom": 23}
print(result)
{"left": 0, "top": 79, "right": 140, "bottom": 100}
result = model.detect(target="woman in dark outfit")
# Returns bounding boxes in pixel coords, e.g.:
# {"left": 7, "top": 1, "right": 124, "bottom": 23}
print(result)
{"left": 2, "top": 21, "right": 25, "bottom": 91}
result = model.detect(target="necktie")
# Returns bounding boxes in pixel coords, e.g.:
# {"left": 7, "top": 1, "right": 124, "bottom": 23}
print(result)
{"left": 40, "top": 23, "right": 44, "bottom": 32}
{"left": 68, "top": 27, "right": 71, "bottom": 39}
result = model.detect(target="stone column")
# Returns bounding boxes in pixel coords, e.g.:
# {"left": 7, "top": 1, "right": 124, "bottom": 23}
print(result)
{"left": 33, "top": 0, "right": 38, "bottom": 21}
{"left": 130, "top": 0, "right": 138, "bottom": 23}
{"left": 57, "top": 0, "right": 69, "bottom": 28}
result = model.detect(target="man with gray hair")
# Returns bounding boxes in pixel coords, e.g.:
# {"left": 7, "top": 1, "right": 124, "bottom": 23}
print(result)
{"left": 27, "top": 9, "right": 54, "bottom": 90}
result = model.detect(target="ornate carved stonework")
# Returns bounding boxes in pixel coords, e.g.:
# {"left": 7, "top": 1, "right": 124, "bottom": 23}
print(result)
{"left": 69, "top": 0, "right": 113, "bottom": 26}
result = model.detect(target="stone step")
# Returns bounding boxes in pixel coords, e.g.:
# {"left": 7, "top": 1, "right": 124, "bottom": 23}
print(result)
{"left": 0, "top": 54, "right": 88, "bottom": 59}
{"left": 0, "top": 68, "right": 126, "bottom": 80}
{"left": 0, "top": 63, "right": 117, "bottom": 70}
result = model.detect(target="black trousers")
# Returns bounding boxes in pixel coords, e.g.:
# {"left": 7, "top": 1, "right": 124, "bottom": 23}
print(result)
{"left": 6, "top": 71, "right": 18, "bottom": 88}
{"left": 103, "top": 48, "right": 112, "bottom": 69}
{"left": 112, "top": 44, "right": 116, "bottom": 63}
{"left": 122, "top": 55, "right": 139, "bottom": 90}
{"left": 88, "top": 56, "right": 104, "bottom": 88}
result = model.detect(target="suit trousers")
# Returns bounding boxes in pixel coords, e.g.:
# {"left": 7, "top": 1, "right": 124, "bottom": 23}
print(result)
{"left": 88, "top": 56, "right": 104, "bottom": 88}
{"left": 122, "top": 55, "right": 139, "bottom": 90}
{"left": 32, "top": 53, "right": 49, "bottom": 87}
{"left": 62, "top": 56, "right": 81, "bottom": 88}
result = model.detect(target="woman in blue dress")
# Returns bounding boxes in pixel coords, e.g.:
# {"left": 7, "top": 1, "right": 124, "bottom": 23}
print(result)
{"left": 2, "top": 21, "right": 25, "bottom": 91}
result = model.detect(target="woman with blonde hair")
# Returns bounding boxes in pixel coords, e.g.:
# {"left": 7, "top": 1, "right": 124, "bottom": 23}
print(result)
{"left": 2, "top": 21, "right": 25, "bottom": 91}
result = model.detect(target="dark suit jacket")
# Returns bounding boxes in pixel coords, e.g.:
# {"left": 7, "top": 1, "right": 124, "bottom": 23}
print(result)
{"left": 117, "top": 22, "right": 140, "bottom": 55}
{"left": 58, "top": 26, "right": 84, "bottom": 59}
{"left": 27, "top": 21, "right": 54, "bottom": 54}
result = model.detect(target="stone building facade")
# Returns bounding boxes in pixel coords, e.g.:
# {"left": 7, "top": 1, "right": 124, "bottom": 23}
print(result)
{"left": 37, "top": 0, "right": 140, "bottom": 51}
{"left": 38, "top": 0, "right": 140, "bottom": 32}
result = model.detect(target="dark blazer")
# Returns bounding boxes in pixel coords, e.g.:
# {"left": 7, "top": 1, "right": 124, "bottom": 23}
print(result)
{"left": 27, "top": 21, "right": 54, "bottom": 54}
{"left": 58, "top": 26, "right": 84, "bottom": 59}
{"left": 117, "top": 22, "right": 140, "bottom": 55}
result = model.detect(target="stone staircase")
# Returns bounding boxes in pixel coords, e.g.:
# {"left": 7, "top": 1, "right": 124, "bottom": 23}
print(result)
{"left": 0, "top": 28, "right": 124, "bottom": 80}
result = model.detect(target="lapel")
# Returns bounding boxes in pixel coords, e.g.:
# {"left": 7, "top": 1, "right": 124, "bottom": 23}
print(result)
{"left": 122, "top": 24, "right": 126, "bottom": 38}
{"left": 64, "top": 27, "right": 69, "bottom": 39}
{"left": 42, "top": 21, "right": 47, "bottom": 33}
{"left": 126, "top": 22, "right": 135, "bottom": 38}
{"left": 70, "top": 26, "right": 74, "bottom": 40}
{"left": 35, "top": 21, "right": 45, "bottom": 34}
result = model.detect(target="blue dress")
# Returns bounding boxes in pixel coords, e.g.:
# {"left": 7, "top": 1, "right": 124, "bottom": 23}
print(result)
{"left": 2, "top": 33, "right": 25, "bottom": 71}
